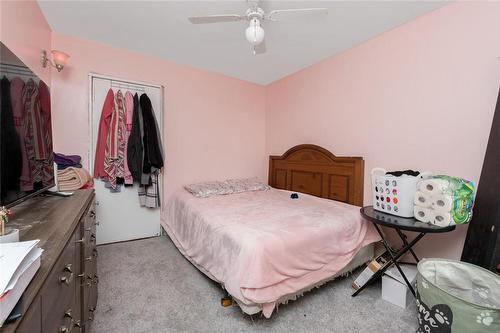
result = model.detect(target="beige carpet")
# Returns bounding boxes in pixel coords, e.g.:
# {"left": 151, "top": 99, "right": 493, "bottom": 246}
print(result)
{"left": 89, "top": 236, "right": 417, "bottom": 332}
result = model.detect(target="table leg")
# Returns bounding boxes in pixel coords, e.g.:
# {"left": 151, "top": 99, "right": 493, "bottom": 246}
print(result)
{"left": 384, "top": 232, "right": 425, "bottom": 297}
{"left": 395, "top": 228, "right": 420, "bottom": 263}
{"left": 352, "top": 228, "right": 425, "bottom": 297}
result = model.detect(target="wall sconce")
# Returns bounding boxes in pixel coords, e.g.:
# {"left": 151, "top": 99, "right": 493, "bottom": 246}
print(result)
{"left": 41, "top": 50, "right": 70, "bottom": 72}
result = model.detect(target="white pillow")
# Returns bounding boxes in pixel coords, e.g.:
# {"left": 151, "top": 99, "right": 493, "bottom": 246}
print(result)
{"left": 184, "top": 178, "right": 270, "bottom": 198}
{"left": 226, "top": 178, "right": 270, "bottom": 194}
{"left": 184, "top": 181, "right": 232, "bottom": 198}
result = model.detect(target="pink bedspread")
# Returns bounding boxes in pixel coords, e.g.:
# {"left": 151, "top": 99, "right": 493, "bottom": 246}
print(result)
{"left": 161, "top": 188, "right": 380, "bottom": 317}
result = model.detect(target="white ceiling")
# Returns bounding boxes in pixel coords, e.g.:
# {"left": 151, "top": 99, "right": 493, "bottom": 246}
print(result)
{"left": 38, "top": 0, "right": 448, "bottom": 85}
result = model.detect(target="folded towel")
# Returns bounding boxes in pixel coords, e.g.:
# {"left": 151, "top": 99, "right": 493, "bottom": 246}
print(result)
{"left": 54, "top": 152, "right": 82, "bottom": 170}
{"left": 57, "top": 167, "right": 92, "bottom": 191}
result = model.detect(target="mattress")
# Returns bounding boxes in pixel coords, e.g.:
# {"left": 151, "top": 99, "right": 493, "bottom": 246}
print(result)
{"left": 161, "top": 188, "right": 380, "bottom": 317}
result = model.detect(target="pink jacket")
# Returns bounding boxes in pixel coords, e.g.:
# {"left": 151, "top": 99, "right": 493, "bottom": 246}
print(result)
{"left": 123, "top": 92, "right": 134, "bottom": 184}
{"left": 103, "top": 90, "right": 126, "bottom": 188}
{"left": 94, "top": 89, "right": 114, "bottom": 179}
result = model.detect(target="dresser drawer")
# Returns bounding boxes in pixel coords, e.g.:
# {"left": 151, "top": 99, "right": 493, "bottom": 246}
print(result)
{"left": 40, "top": 232, "right": 76, "bottom": 332}
{"left": 83, "top": 200, "right": 97, "bottom": 230}
{"left": 16, "top": 296, "right": 42, "bottom": 333}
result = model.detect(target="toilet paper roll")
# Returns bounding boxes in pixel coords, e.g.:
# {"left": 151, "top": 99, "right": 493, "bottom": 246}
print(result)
{"left": 419, "top": 178, "right": 449, "bottom": 195}
{"left": 433, "top": 211, "right": 452, "bottom": 227}
{"left": 431, "top": 194, "right": 453, "bottom": 212}
{"left": 414, "top": 206, "right": 434, "bottom": 223}
{"left": 414, "top": 191, "right": 432, "bottom": 208}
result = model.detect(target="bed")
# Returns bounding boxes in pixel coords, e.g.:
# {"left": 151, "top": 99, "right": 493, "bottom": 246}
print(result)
{"left": 161, "top": 144, "right": 380, "bottom": 317}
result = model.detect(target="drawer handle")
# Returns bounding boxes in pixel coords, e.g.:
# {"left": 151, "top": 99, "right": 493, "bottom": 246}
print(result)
{"left": 59, "top": 273, "right": 73, "bottom": 285}
{"left": 74, "top": 320, "right": 83, "bottom": 329}
{"left": 88, "top": 307, "right": 95, "bottom": 321}
{"left": 60, "top": 322, "right": 74, "bottom": 333}
{"left": 60, "top": 310, "right": 74, "bottom": 333}
{"left": 77, "top": 273, "right": 85, "bottom": 279}
{"left": 65, "top": 309, "right": 73, "bottom": 319}
{"left": 75, "top": 237, "right": 85, "bottom": 243}
{"left": 59, "top": 265, "right": 74, "bottom": 285}
{"left": 84, "top": 256, "right": 93, "bottom": 262}
{"left": 85, "top": 227, "right": 92, "bottom": 232}
{"left": 64, "top": 264, "right": 73, "bottom": 273}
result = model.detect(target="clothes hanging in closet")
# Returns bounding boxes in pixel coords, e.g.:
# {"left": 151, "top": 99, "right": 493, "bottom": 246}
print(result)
{"left": 37, "top": 80, "right": 54, "bottom": 185}
{"left": 138, "top": 169, "right": 160, "bottom": 208}
{"left": 1, "top": 76, "right": 23, "bottom": 196}
{"left": 22, "top": 79, "right": 53, "bottom": 187}
{"left": 103, "top": 90, "right": 126, "bottom": 189}
{"left": 123, "top": 91, "right": 134, "bottom": 185}
{"left": 137, "top": 93, "right": 163, "bottom": 208}
{"left": 94, "top": 88, "right": 114, "bottom": 179}
{"left": 94, "top": 88, "right": 163, "bottom": 208}
{"left": 140, "top": 93, "right": 163, "bottom": 175}
{"left": 10, "top": 77, "right": 31, "bottom": 191}
{"left": 1, "top": 75, "right": 54, "bottom": 198}
{"left": 127, "top": 93, "right": 143, "bottom": 183}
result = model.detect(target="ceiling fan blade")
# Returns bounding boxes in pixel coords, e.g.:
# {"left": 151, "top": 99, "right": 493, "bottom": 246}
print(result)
{"left": 253, "top": 40, "right": 266, "bottom": 55}
{"left": 188, "top": 14, "right": 245, "bottom": 24}
{"left": 266, "top": 8, "right": 328, "bottom": 22}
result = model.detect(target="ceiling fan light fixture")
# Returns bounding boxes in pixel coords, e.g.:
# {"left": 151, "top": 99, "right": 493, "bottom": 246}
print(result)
{"left": 245, "top": 18, "right": 265, "bottom": 46}
{"left": 189, "top": 3, "right": 328, "bottom": 54}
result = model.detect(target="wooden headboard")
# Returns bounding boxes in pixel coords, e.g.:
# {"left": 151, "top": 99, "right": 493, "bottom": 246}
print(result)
{"left": 268, "top": 144, "right": 364, "bottom": 206}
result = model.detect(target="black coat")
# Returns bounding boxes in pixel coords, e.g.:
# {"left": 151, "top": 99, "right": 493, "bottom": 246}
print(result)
{"left": 1, "top": 76, "right": 23, "bottom": 203}
{"left": 139, "top": 94, "right": 163, "bottom": 174}
{"left": 127, "top": 93, "right": 143, "bottom": 183}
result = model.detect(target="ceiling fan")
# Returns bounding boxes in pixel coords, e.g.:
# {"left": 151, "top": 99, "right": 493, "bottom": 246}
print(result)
{"left": 188, "top": 0, "right": 328, "bottom": 55}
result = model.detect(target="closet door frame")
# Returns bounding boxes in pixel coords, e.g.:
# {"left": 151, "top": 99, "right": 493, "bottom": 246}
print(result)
{"left": 87, "top": 73, "right": 165, "bottom": 244}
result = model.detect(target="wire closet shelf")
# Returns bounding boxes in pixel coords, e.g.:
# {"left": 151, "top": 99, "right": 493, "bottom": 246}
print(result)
{"left": 0, "top": 62, "right": 37, "bottom": 78}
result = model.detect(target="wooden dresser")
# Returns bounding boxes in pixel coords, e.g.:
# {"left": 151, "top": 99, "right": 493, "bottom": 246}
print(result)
{"left": 2, "top": 190, "right": 98, "bottom": 333}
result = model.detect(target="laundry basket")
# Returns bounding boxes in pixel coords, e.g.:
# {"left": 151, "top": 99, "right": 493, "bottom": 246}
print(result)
{"left": 416, "top": 259, "right": 500, "bottom": 333}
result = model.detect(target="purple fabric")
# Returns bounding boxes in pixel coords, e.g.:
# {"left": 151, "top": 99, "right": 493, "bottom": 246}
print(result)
{"left": 54, "top": 152, "right": 82, "bottom": 169}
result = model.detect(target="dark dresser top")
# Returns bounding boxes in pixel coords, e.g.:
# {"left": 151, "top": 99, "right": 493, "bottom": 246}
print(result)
{"left": 2, "top": 189, "right": 94, "bottom": 333}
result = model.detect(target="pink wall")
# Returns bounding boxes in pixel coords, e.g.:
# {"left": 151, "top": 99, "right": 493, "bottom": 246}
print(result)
{"left": 0, "top": 0, "right": 51, "bottom": 84}
{"left": 266, "top": 2, "right": 500, "bottom": 259}
{"left": 4, "top": 0, "right": 500, "bottom": 260}
{"left": 50, "top": 33, "right": 267, "bottom": 200}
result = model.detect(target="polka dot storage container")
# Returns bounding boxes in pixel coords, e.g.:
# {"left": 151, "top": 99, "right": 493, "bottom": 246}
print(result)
{"left": 371, "top": 168, "right": 431, "bottom": 218}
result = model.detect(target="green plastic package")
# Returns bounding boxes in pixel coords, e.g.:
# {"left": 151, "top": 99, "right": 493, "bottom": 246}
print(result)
{"left": 428, "top": 175, "right": 475, "bottom": 224}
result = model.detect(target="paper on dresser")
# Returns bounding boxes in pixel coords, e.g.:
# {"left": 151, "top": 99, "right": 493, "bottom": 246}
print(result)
{"left": 0, "top": 240, "right": 40, "bottom": 296}
{"left": 3, "top": 247, "right": 43, "bottom": 295}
